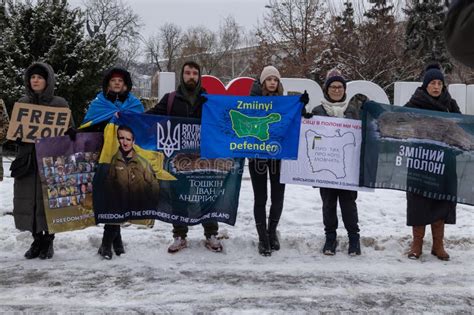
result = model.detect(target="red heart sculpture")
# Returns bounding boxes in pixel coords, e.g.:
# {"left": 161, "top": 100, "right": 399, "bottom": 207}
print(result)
{"left": 202, "top": 75, "right": 255, "bottom": 96}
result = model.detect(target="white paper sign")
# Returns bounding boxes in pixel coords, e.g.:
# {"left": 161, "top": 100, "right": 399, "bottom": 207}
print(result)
{"left": 281, "top": 116, "right": 371, "bottom": 191}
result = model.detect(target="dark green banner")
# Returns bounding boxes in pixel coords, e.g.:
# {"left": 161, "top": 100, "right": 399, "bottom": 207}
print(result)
{"left": 361, "top": 101, "right": 474, "bottom": 205}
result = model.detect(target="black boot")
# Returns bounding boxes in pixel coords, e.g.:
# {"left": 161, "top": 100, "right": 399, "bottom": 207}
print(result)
{"left": 348, "top": 233, "right": 361, "bottom": 256}
{"left": 256, "top": 223, "right": 271, "bottom": 256}
{"left": 24, "top": 233, "right": 43, "bottom": 259}
{"left": 268, "top": 220, "right": 280, "bottom": 251}
{"left": 39, "top": 232, "right": 55, "bottom": 259}
{"left": 98, "top": 225, "right": 117, "bottom": 260}
{"left": 113, "top": 227, "right": 125, "bottom": 256}
{"left": 322, "top": 233, "right": 338, "bottom": 255}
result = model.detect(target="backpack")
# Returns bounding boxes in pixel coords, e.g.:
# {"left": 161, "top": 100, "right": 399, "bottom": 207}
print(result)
{"left": 166, "top": 91, "right": 176, "bottom": 115}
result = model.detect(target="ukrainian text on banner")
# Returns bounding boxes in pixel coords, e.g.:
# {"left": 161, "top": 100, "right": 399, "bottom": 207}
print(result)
{"left": 201, "top": 95, "right": 303, "bottom": 159}
{"left": 93, "top": 112, "right": 244, "bottom": 225}
{"left": 280, "top": 116, "right": 368, "bottom": 191}
{"left": 35, "top": 133, "right": 103, "bottom": 233}
{"left": 361, "top": 101, "right": 474, "bottom": 205}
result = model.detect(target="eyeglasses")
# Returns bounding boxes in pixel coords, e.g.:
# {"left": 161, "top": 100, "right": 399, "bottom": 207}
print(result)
{"left": 328, "top": 86, "right": 344, "bottom": 91}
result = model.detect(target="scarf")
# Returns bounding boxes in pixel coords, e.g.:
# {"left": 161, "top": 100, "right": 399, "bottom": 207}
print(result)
{"left": 321, "top": 98, "right": 349, "bottom": 118}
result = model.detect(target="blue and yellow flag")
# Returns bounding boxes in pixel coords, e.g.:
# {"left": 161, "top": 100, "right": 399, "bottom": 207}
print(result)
{"left": 79, "top": 92, "right": 144, "bottom": 129}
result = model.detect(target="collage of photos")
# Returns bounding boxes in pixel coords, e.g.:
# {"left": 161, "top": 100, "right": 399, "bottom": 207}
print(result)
{"left": 41, "top": 152, "right": 99, "bottom": 209}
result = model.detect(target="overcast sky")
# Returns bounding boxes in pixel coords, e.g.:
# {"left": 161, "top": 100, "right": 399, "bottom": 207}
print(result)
{"left": 69, "top": 0, "right": 270, "bottom": 39}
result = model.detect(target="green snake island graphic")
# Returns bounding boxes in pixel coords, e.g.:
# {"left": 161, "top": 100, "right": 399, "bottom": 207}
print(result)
{"left": 229, "top": 110, "right": 281, "bottom": 141}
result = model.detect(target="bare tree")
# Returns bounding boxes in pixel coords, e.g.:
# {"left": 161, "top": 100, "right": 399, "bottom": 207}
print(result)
{"left": 117, "top": 40, "right": 141, "bottom": 69}
{"left": 160, "top": 23, "right": 183, "bottom": 72}
{"left": 317, "top": 0, "right": 419, "bottom": 100}
{"left": 253, "top": 0, "right": 329, "bottom": 78}
{"left": 84, "top": 0, "right": 142, "bottom": 47}
{"left": 144, "top": 32, "right": 162, "bottom": 72}
{"left": 180, "top": 25, "right": 217, "bottom": 74}
{"left": 215, "top": 15, "right": 242, "bottom": 77}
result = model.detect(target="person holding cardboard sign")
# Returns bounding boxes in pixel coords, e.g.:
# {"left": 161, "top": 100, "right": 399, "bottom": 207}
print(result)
{"left": 10, "top": 62, "right": 71, "bottom": 260}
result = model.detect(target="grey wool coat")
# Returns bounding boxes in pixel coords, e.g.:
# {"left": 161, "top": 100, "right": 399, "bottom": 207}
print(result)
{"left": 12, "top": 62, "right": 69, "bottom": 233}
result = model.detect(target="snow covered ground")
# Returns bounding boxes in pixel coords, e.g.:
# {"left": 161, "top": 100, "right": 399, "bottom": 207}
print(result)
{"left": 0, "top": 157, "right": 473, "bottom": 314}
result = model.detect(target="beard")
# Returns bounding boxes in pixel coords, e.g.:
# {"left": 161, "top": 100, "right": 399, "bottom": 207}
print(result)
{"left": 184, "top": 79, "right": 197, "bottom": 91}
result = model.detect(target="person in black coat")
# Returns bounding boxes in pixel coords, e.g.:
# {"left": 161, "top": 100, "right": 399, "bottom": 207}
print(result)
{"left": 404, "top": 64, "right": 461, "bottom": 261}
{"left": 11, "top": 62, "right": 71, "bottom": 260}
{"left": 311, "top": 69, "right": 361, "bottom": 256}
{"left": 147, "top": 61, "right": 223, "bottom": 253}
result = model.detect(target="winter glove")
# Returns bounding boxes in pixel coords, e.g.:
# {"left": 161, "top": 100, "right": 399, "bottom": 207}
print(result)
{"left": 302, "top": 107, "right": 313, "bottom": 119}
{"left": 64, "top": 127, "right": 77, "bottom": 141}
{"left": 300, "top": 90, "right": 309, "bottom": 105}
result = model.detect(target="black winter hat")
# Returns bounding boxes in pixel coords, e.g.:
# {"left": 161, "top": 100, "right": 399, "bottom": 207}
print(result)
{"left": 422, "top": 63, "right": 445, "bottom": 89}
{"left": 28, "top": 64, "right": 48, "bottom": 81}
{"left": 102, "top": 67, "right": 133, "bottom": 93}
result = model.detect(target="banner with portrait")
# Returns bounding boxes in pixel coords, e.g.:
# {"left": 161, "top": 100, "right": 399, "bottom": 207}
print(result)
{"left": 93, "top": 112, "right": 244, "bottom": 225}
{"left": 201, "top": 95, "right": 303, "bottom": 159}
{"left": 361, "top": 101, "right": 474, "bottom": 205}
{"left": 35, "top": 133, "right": 103, "bottom": 233}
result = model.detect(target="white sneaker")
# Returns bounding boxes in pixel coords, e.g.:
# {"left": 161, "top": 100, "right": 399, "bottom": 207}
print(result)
{"left": 168, "top": 237, "right": 187, "bottom": 253}
{"left": 205, "top": 235, "right": 223, "bottom": 252}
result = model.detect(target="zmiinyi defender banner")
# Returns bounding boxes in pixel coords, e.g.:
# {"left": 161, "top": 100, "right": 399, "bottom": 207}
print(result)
{"left": 280, "top": 116, "right": 368, "bottom": 191}
{"left": 361, "top": 101, "right": 474, "bottom": 206}
{"left": 35, "top": 133, "right": 103, "bottom": 233}
{"left": 201, "top": 95, "right": 303, "bottom": 159}
{"left": 93, "top": 112, "right": 244, "bottom": 225}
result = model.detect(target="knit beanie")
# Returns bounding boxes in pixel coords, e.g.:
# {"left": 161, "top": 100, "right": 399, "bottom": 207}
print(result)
{"left": 260, "top": 66, "right": 281, "bottom": 83}
{"left": 29, "top": 64, "right": 48, "bottom": 81}
{"left": 324, "top": 69, "right": 346, "bottom": 94}
{"left": 422, "top": 64, "right": 445, "bottom": 89}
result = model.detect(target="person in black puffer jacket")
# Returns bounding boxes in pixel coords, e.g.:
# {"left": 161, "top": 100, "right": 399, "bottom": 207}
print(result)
{"left": 311, "top": 69, "right": 361, "bottom": 257}
{"left": 404, "top": 64, "right": 461, "bottom": 261}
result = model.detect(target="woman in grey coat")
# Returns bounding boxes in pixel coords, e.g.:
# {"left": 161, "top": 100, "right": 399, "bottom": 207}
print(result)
{"left": 11, "top": 62, "right": 70, "bottom": 259}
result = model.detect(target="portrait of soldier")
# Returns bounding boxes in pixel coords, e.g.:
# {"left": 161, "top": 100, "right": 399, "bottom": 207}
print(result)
{"left": 104, "top": 125, "right": 160, "bottom": 211}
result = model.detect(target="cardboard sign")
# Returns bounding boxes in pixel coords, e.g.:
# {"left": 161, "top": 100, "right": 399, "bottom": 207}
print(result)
{"left": 7, "top": 103, "right": 71, "bottom": 143}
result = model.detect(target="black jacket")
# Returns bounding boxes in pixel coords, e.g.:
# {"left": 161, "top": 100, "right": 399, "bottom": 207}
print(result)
{"left": 12, "top": 62, "right": 70, "bottom": 233}
{"left": 404, "top": 87, "right": 461, "bottom": 226}
{"left": 146, "top": 86, "right": 207, "bottom": 119}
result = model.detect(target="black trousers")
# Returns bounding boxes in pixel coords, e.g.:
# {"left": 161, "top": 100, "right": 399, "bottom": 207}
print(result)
{"left": 320, "top": 188, "right": 359, "bottom": 237}
{"left": 249, "top": 159, "right": 286, "bottom": 226}
{"left": 172, "top": 221, "right": 218, "bottom": 239}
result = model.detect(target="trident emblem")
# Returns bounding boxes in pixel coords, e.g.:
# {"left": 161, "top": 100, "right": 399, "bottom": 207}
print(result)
{"left": 157, "top": 120, "right": 181, "bottom": 157}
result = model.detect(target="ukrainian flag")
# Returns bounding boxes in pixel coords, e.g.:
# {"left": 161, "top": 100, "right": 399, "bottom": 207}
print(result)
{"left": 79, "top": 92, "right": 144, "bottom": 129}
